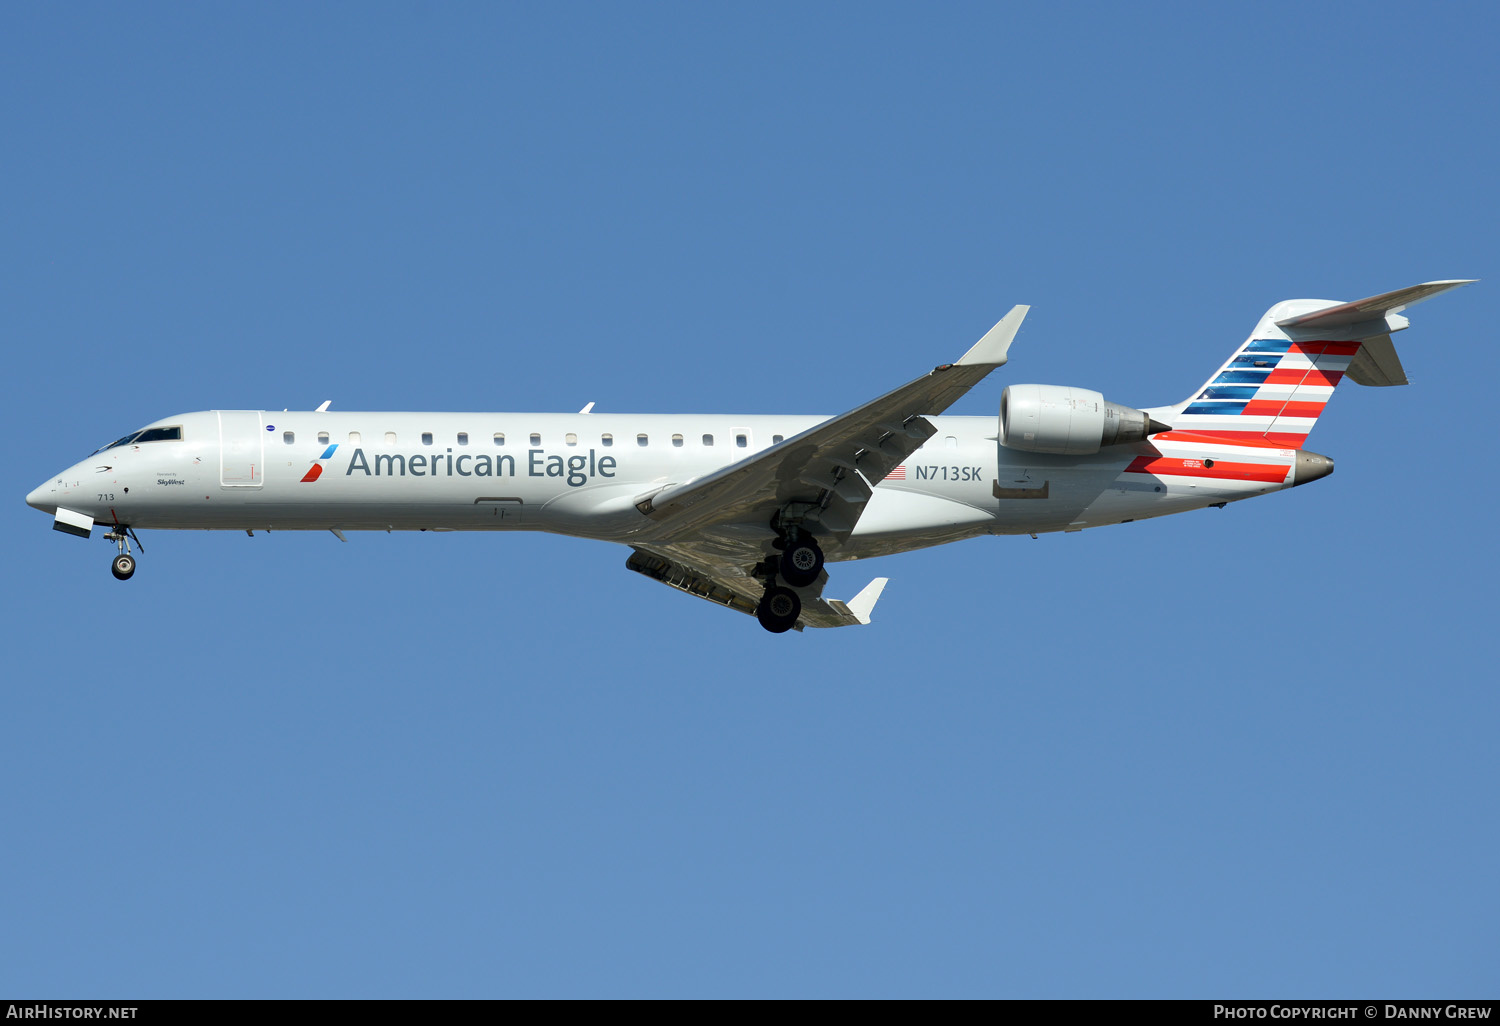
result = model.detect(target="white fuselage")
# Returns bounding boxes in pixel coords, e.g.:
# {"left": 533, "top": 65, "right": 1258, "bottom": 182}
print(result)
{"left": 28, "top": 408, "right": 1306, "bottom": 562}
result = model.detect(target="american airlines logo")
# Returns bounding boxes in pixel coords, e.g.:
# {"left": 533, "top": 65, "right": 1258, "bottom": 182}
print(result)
{"left": 300, "top": 444, "right": 339, "bottom": 483}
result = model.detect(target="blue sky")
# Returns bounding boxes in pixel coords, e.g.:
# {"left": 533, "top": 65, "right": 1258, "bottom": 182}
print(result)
{"left": 3, "top": 2, "right": 1496, "bottom": 998}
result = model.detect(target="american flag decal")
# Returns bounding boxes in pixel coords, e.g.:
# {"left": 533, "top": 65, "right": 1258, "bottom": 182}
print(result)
{"left": 886, "top": 465, "right": 906, "bottom": 480}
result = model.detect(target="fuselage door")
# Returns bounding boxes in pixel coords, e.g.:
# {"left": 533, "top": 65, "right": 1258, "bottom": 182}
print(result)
{"left": 218, "top": 410, "right": 265, "bottom": 487}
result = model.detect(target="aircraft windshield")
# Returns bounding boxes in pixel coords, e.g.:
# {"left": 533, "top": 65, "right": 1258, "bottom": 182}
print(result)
{"left": 91, "top": 426, "right": 182, "bottom": 455}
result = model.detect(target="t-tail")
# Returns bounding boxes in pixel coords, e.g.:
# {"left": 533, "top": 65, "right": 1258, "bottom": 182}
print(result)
{"left": 1160, "top": 280, "right": 1475, "bottom": 448}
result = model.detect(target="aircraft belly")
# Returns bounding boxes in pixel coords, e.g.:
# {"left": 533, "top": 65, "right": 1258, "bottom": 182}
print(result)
{"left": 844, "top": 488, "right": 995, "bottom": 556}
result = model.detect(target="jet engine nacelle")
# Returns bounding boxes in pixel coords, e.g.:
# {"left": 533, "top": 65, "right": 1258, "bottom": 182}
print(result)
{"left": 999, "top": 384, "right": 1161, "bottom": 455}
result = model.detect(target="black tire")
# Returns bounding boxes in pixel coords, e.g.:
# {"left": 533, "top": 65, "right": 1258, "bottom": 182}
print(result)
{"left": 756, "top": 585, "right": 801, "bottom": 633}
{"left": 779, "top": 538, "right": 824, "bottom": 588}
{"left": 112, "top": 554, "right": 136, "bottom": 580}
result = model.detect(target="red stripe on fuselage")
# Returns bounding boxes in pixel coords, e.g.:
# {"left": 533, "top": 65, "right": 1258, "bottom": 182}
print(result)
{"left": 1152, "top": 431, "right": 1296, "bottom": 450}
{"left": 1177, "top": 430, "right": 1309, "bottom": 446}
{"left": 1124, "top": 456, "right": 1289, "bottom": 483}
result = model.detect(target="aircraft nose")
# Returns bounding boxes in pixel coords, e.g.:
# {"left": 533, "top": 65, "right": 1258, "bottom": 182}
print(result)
{"left": 26, "top": 479, "right": 57, "bottom": 514}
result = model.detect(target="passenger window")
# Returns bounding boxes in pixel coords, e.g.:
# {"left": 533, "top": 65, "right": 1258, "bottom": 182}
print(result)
{"left": 736, "top": 433, "right": 747, "bottom": 448}
{"left": 457, "top": 432, "right": 468, "bottom": 445}
{"left": 601, "top": 434, "right": 613, "bottom": 447}
{"left": 385, "top": 432, "right": 397, "bottom": 446}
{"left": 702, "top": 434, "right": 714, "bottom": 446}
{"left": 566, "top": 433, "right": 578, "bottom": 446}
{"left": 637, "top": 434, "right": 649, "bottom": 447}
{"left": 422, "top": 432, "right": 434, "bottom": 445}
{"left": 772, "top": 434, "right": 784, "bottom": 444}
{"left": 530, "top": 433, "right": 541, "bottom": 446}
{"left": 317, "top": 431, "right": 330, "bottom": 444}
{"left": 493, "top": 433, "right": 505, "bottom": 446}
{"left": 672, "top": 434, "right": 683, "bottom": 447}
{"left": 349, "top": 431, "right": 361, "bottom": 444}
{"left": 283, "top": 431, "right": 295, "bottom": 444}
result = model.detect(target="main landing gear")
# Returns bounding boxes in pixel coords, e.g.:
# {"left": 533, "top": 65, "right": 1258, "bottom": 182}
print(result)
{"left": 779, "top": 536, "right": 825, "bottom": 588}
{"left": 104, "top": 526, "right": 142, "bottom": 581}
{"left": 755, "top": 528, "right": 826, "bottom": 633}
{"left": 756, "top": 585, "right": 801, "bottom": 634}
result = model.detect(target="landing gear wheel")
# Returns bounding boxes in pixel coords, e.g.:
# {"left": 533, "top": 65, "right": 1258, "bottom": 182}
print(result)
{"left": 756, "top": 585, "right": 801, "bottom": 634}
{"left": 111, "top": 553, "right": 136, "bottom": 580}
{"left": 780, "top": 538, "right": 824, "bottom": 588}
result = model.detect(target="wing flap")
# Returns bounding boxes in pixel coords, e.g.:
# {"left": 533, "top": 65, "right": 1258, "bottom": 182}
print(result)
{"left": 626, "top": 547, "right": 889, "bottom": 629}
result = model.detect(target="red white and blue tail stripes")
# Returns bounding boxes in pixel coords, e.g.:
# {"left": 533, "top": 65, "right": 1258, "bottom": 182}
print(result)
{"left": 1169, "top": 338, "right": 1360, "bottom": 447}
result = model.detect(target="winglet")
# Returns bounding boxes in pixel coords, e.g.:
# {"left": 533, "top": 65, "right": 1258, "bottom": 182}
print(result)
{"left": 844, "top": 577, "right": 888, "bottom": 625}
{"left": 955, "top": 305, "right": 1029, "bottom": 368}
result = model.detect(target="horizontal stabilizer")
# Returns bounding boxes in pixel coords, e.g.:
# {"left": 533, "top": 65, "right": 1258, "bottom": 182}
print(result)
{"left": 1275, "top": 280, "right": 1474, "bottom": 331}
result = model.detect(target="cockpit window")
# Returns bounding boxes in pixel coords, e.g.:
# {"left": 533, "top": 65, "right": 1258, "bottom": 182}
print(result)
{"left": 92, "top": 425, "right": 183, "bottom": 454}
{"left": 134, "top": 427, "right": 182, "bottom": 443}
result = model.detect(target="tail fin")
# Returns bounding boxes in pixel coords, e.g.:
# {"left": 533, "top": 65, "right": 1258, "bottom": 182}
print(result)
{"left": 1162, "top": 280, "right": 1473, "bottom": 447}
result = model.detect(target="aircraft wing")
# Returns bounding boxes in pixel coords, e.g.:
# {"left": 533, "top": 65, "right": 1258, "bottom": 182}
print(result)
{"left": 633, "top": 305, "right": 1029, "bottom": 545}
{"left": 626, "top": 545, "right": 887, "bottom": 630}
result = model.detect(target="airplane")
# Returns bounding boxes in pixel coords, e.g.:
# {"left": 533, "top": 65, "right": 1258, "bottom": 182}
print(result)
{"left": 25, "top": 279, "right": 1472, "bottom": 633}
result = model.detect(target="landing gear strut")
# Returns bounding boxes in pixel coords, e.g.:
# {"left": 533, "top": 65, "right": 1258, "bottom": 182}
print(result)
{"left": 104, "top": 526, "right": 142, "bottom": 581}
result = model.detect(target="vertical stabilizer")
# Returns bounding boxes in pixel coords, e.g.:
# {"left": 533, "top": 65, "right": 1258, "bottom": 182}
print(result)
{"left": 1161, "top": 280, "right": 1472, "bottom": 446}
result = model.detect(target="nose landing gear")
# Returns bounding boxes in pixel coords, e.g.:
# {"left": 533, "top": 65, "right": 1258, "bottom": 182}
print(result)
{"left": 104, "top": 526, "right": 142, "bottom": 581}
